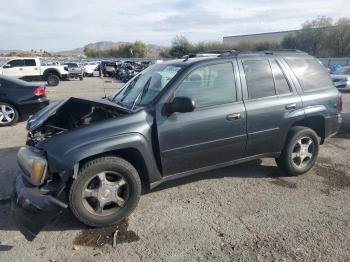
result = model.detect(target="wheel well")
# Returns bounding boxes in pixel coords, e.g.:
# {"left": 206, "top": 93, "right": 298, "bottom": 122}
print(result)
{"left": 43, "top": 69, "right": 60, "bottom": 79}
{"left": 291, "top": 116, "right": 325, "bottom": 138}
{"left": 0, "top": 101, "right": 21, "bottom": 117}
{"left": 78, "top": 148, "right": 150, "bottom": 192}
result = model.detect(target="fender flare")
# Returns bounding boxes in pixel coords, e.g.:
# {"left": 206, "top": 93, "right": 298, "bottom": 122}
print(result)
{"left": 43, "top": 68, "right": 61, "bottom": 79}
{"left": 46, "top": 133, "right": 162, "bottom": 184}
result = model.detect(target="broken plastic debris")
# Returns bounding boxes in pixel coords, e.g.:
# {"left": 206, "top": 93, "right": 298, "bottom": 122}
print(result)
{"left": 112, "top": 230, "right": 119, "bottom": 247}
{"left": 72, "top": 245, "right": 80, "bottom": 251}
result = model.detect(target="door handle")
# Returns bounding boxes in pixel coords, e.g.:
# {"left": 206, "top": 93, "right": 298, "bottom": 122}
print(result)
{"left": 285, "top": 103, "right": 297, "bottom": 110}
{"left": 19, "top": 68, "right": 23, "bottom": 71}
{"left": 226, "top": 113, "right": 241, "bottom": 121}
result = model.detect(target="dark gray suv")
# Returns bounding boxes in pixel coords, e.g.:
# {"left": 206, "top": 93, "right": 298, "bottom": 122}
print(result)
{"left": 12, "top": 50, "right": 342, "bottom": 240}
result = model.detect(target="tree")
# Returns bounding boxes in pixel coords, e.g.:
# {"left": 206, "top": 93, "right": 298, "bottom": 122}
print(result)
{"left": 329, "top": 18, "right": 350, "bottom": 57}
{"left": 169, "top": 36, "right": 193, "bottom": 58}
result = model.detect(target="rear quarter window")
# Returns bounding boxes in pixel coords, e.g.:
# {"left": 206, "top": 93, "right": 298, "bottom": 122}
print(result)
{"left": 284, "top": 56, "right": 333, "bottom": 91}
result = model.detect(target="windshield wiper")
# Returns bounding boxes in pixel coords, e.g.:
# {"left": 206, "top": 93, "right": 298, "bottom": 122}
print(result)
{"left": 131, "top": 77, "right": 151, "bottom": 110}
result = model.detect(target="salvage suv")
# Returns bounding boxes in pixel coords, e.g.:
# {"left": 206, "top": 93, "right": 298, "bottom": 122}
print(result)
{"left": 12, "top": 50, "right": 342, "bottom": 240}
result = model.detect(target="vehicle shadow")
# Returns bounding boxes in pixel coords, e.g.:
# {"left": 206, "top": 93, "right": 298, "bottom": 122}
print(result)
{"left": 150, "top": 160, "right": 287, "bottom": 193}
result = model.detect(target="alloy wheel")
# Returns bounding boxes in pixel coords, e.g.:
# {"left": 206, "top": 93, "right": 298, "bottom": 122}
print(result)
{"left": 81, "top": 171, "right": 129, "bottom": 216}
{"left": 291, "top": 136, "right": 315, "bottom": 169}
{"left": 0, "top": 104, "right": 15, "bottom": 124}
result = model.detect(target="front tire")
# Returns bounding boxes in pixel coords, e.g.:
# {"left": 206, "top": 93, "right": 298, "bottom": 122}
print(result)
{"left": 69, "top": 156, "right": 141, "bottom": 227}
{"left": 275, "top": 127, "right": 319, "bottom": 175}
{"left": 0, "top": 103, "right": 19, "bottom": 126}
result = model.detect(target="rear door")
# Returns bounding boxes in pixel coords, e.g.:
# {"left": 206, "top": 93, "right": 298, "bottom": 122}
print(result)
{"left": 156, "top": 60, "right": 247, "bottom": 176}
{"left": 238, "top": 56, "right": 304, "bottom": 156}
{"left": 22, "top": 59, "right": 40, "bottom": 78}
{"left": 2, "top": 59, "right": 25, "bottom": 78}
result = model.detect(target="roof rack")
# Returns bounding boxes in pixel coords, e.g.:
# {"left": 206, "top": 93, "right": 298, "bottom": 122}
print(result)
{"left": 217, "top": 50, "right": 241, "bottom": 57}
{"left": 263, "top": 49, "right": 305, "bottom": 54}
{"left": 182, "top": 50, "right": 240, "bottom": 61}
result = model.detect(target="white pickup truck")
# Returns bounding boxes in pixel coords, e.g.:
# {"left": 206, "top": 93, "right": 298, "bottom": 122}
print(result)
{"left": 0, "top": 58, "right": 68, "bottom": 86}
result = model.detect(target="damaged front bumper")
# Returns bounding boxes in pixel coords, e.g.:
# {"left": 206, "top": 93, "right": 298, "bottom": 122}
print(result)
{"left": 11, "top": 173, "right": 68, "bottom": 241}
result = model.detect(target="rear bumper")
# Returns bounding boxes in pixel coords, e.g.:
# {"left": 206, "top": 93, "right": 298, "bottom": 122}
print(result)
{"left": 19, "top": 97, "right": 49, "bottom": 117}
{"left": 68, "top": 72, "right": 83, "bottom": 78}
{"left": 11, "top": 173, "right": 67, "bottom": 241}
{"left": 325, "top": 113, "right": 342, "bottom": 138}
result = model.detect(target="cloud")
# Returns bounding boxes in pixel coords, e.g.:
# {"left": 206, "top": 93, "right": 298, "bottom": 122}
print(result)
{"left": 0, "top": 0, "right": 349, "bottom": 51}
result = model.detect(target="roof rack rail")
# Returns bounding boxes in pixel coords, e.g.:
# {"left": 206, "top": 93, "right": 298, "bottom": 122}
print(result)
{"left": 263, "top": 49, "right": 305, "bottom": 54}
{"left": 217, "top": 50, "right": 241, "bottom": 57}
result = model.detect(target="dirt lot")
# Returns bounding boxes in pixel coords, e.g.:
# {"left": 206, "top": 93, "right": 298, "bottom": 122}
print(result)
{"left": 0, "top": 78, "right": 349, "bottom": 261}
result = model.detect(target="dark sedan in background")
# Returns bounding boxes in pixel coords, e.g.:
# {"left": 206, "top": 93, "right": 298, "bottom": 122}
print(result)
{"left": 0, "top": 75, "right": 49, "bottom": 126}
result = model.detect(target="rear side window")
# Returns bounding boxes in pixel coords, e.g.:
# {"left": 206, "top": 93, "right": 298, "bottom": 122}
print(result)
{"left": 269, "top": 60, "right": 291, "bottom": 95}
{"left": 175, "top": 62, "right": 237, "bottom": 108}
{"left": 7, "top": 59, "right": 24, "bottom": 67}
{"left": 24, "top": 59, "right": 36, "bottom": 66}
{"left": 243, "top": 59, "right": 276, "bottom": 99}
{"left": 284, "top": 56, "right": 333, "bottom": 91}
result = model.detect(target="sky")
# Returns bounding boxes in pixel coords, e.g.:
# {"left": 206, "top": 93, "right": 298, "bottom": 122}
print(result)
{"left": 1, "top": 0, "right": 350, "bottom": 51}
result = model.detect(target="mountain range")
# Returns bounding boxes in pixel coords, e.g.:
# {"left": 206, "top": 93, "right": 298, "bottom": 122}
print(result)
{"left": 0, "top": 41, "right": 163, "bottom": 56}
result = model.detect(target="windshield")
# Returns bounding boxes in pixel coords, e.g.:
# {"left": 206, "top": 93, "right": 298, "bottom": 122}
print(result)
{"left": 333, "top": 67, "right": 350, "bottom": 75}
{"left": 0, "top": 59, "right": 8, "bottom": 67}
{"left": 111, "top": 63, "right": 182, "bottom": 109}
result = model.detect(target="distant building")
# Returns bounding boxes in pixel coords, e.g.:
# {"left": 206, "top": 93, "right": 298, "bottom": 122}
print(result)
{"left": 223, "top": 29, "right": 301, "bottom": 46}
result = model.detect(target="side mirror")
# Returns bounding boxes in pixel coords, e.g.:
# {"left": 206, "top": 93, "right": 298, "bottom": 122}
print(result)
{"left": 165, "top": 97, "right": 195, "bottom": 115}
{"left": 3, "top": 64, "right": 11, "bottom": 68}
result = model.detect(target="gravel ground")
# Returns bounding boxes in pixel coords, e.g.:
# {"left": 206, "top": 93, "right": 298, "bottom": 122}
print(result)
{"left": 0, "top": 78, "right": 349, "bottom": 261}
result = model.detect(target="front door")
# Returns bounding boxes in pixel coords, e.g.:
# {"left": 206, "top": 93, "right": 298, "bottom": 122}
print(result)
{"left": 156, "top": 61, "right": 247, "bottom": 176}
{"left": 2, "top": 59, "right": 25, "bottom": 78}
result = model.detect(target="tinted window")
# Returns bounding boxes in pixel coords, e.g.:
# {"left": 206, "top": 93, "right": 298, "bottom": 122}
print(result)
{"left": 24, "top": 59, "right": 36, "bottom": 66}
{"left": 284, "top": 56, "right": 333, "bottom": 91}
{"left": 7, "top": 60, "right": 24, "bottom": 67}
{"left": 269, "top": 60, "right": 291, "bottom": 95}
{"left": 243, "top": 59, "right": 276, "bottom": 99}
{"left": 175, "top": 63, "right": 236, "bottom": 108}
{"left": 66, "top": 63, "right": 78, "bottom": 68}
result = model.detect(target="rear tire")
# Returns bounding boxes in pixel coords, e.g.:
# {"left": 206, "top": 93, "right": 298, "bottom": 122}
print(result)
{"left": 46, "top": 74, "right": 60, "bottom": 86}
{"left": 0, "top": 102, "right": 19, "bottom": 126}
{"left": 69, "top": 156, "right": 141, "bottom": 227}
{"left": 275, "top": 127, "right": 319, "bottom": 175}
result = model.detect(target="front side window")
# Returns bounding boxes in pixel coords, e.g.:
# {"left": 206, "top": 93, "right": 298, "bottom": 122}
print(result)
{"left": 175, "top": 63, "right": 236, "bottom": 108}
{"left": 7, "top": 59, "right": 24, "bottom": 68}
{"left": 243, "top": 59, "right": 276, "bottom": 99}
{"left": 284, "top": 56, "right": 333, "bottom": 91}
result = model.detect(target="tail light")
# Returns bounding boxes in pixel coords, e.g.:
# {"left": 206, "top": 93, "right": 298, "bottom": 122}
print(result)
{"left": 338, "top": 92, "right": 343, "bottom": 113}
{"left": 34, "top": 87, "right": 46, "bottom": 96}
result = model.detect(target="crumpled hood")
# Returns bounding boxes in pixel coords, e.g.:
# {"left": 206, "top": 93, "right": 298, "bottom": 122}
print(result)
{"left": 26, "top": 97, "right": 128, "bottom": 132}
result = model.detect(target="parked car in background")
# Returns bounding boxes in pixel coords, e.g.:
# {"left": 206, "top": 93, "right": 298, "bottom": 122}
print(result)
{"left": 82, "top": 62, "right": 98, "bottom": 77}
{"left": 331, "top": 66, "right": 350, "bottom": 91}
{"left": 328, "top": 64, "right": 342, "bottom": 74}
{"left": 0, "top": 58, "right": 68, "bottom": 86}
{"left": 0, "top": 75, "right": 49, "bottom": 126}
{"left": 11, "top": 50, "right": 342, "bottom": 241}
{"left": 64, "top": 62, "right": 83, "bottom": 81}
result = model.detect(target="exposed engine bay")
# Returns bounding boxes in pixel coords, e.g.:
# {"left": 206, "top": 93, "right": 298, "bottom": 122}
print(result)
{"left": 27, "top": 98, "right": 127, "bottom": 145}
